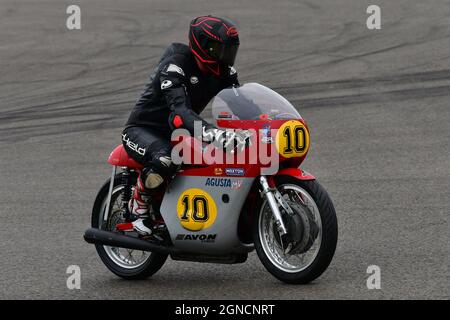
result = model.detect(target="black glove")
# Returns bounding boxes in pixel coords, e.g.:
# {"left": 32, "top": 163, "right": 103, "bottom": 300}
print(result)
{"left": 202, "top": 127, "right": 252, "bottom": 152}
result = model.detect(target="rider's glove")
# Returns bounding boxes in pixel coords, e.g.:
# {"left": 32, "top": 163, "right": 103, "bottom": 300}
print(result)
{"left": 202, "top": 127, "right": 252, "bottom": 152}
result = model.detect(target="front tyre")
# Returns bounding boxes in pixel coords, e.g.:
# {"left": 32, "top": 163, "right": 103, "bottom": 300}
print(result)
{"left": 253, "top": 176, "right": 338, "bottom": 284}
{"left": 91, "top": 175, "right": 168, "bottom": 280}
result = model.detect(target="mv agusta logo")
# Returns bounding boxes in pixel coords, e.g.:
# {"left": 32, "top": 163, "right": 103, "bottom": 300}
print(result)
{"left": 205, "top": 177, "right": 243, "bottom": 190}
{"left": 176, "top": 188, "right": 217, "bottom": 232}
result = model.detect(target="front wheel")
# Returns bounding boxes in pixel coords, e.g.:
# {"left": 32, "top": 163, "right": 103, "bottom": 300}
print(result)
{"left": 91, "top": 175, "right": 168, "bottom": 280}
{"left": 253, "top": 176, "right": 338, "bottom": 284}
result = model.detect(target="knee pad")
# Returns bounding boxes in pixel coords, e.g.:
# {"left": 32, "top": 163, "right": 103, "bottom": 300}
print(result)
{"left": 142, "top": 168, "right": 165, "bottom": 190}
{"left": 141, "top": 156, "right": 178, "bottom": 190}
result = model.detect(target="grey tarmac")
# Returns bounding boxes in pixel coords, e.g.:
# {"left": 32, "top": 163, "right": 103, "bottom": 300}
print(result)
{"left": 0, "top": 0, "right": 449, "bottom": 299}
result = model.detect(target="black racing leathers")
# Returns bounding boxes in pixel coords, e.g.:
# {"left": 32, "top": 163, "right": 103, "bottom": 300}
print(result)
{"left": 125, "top": 42, "right": 239, "bottom": 137}
{"left": 123, "top": 43, "right": 239, "bottom": 181}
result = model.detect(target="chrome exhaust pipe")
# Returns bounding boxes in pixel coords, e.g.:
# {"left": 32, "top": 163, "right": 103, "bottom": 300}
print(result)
{"left": 84, "top": 228, "right": 176, "bottom": 254}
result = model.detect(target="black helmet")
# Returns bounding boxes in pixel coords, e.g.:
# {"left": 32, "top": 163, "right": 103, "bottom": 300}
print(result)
{"left": 189, "top": 15, "right": 240, "bottom": 76}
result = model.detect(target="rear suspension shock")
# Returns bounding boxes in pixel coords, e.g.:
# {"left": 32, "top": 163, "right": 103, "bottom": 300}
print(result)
{"left": 121, "top": 167, "right": 133, "bottom": 221}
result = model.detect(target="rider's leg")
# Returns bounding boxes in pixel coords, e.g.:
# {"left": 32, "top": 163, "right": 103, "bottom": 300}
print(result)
{"left": 122, "top": 126, "right": 176, "bottom": 235}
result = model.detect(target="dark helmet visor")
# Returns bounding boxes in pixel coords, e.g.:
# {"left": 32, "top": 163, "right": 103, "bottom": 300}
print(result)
{"left": 220, "top": 43, "right": 239, "bottom": 66}
{"left": 206, "top": 39, "right": 239, "bottom": 66}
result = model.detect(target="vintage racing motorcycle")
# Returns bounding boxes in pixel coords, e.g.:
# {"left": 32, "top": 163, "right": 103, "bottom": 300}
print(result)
{"left": 84, "top": 83, "right": 338, "bottom": 284}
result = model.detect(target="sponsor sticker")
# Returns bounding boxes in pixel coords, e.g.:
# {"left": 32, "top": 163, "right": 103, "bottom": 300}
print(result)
{"left": 205, "top": 178, "right": 243, "bottom": 189}
{"left": 261, "top": 124, "right": 274, "bottom": 144}
{"left": 214, "top": 168, "right": 223, "bottom": 175}
{"left": 175, "top": 234, "right": 217, "bottom": 243}
{"left": 225, "top": 168, "right": 245, "bottom": 176}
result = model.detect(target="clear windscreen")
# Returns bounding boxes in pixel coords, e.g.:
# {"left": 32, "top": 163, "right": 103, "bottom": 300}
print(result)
{"left": 210, "top": 83, "right": 302, "bottom": 121}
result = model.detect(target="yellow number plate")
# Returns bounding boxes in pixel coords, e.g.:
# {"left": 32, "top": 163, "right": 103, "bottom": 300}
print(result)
{"left": 276, "top": 120, "right": 310, "bottom": 158}
{"left": 177, "top": 188, "right": 218, "bottom": 231}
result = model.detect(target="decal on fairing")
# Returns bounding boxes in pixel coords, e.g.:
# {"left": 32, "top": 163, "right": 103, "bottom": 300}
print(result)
{"left": 175, "top": 234, "right": 217, "bottom": 243}
{"left": 260, "top": 124, "right": 274, "bottom": 144}
{"left": 176, "top": 188, "right": 218, "bottom": 232}
{"left": 205, "top": 178, "right": 243, "bottom": 190}
{"left": 225, "top": 168, "right": 245, "bottom": 176}
{"left": 276, "top": 120, "right": 310, "bottom": 158}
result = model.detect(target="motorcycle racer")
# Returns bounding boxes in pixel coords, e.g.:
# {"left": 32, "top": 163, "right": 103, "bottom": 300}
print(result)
{"left": 122, "top": 16, "right": 243, "bottom": 235}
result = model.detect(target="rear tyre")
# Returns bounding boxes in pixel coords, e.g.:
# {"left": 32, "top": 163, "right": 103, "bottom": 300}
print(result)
{"left": 91, "top": 175, "right": 168, "bottom": 280}
{"left": 253, "top": 176, "right": 338, "bottom": 284}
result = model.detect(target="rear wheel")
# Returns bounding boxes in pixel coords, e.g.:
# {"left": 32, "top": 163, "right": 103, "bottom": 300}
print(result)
{"left": 253, "top": 176, "right": 338, "bottom": 284}
{"left": 91, "top": 175, "right": 168, "bottom": 280}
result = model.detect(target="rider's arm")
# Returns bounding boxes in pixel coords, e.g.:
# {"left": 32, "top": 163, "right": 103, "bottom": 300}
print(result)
{"left": 159, "top": 62, "right": 214, "bottom": 137}
{"left": 225, "top": 66, "right": 240, "bottom": 87}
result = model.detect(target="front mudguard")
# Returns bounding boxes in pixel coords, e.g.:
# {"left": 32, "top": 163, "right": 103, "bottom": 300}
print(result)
{"left": 275, "top": 168, "right": 316, "bottom": 181}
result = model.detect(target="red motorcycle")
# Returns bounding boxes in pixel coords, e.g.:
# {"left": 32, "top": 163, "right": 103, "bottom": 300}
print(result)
{"left": 84, "top": 83, "right": 338, "bottom": 284}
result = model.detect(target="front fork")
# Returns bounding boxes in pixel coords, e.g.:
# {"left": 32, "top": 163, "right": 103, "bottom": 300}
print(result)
{"left": 103, "top": 166, "right": 117, "bottom": 223}
{"left": 259, "top": 176, "right": 294, "bottom": 236}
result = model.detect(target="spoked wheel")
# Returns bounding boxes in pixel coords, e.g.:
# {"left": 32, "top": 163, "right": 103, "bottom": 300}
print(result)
{"left": 91, "top": 175, "right": 168, "bottom": 279}
{"left": 254, "top": 176, "right": 338, "bottom": 284}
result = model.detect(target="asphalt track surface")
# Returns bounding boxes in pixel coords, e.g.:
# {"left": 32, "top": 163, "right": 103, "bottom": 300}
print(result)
{"left": 1, "top": 0, "right": 449, "bottom": 299}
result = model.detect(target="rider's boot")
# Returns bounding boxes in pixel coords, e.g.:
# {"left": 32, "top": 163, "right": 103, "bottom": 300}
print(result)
{"left": 128, "top": 177, "right": 153, "bottom": 236}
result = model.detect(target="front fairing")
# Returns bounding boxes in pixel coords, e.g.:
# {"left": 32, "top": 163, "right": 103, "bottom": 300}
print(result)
{"left": 205, "top": 83, "right": 309, "bottom": 167}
